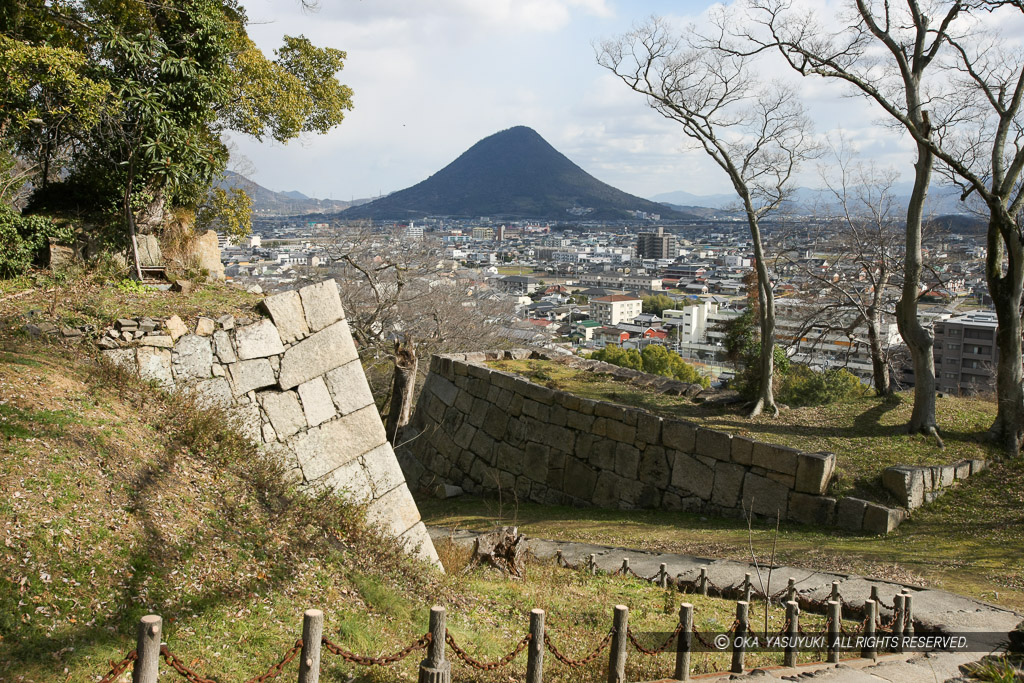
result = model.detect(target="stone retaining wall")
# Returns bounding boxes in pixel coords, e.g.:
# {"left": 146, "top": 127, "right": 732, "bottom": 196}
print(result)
{"left": 882, "top": 460, "right": 986, "bottom": 510}
{"left": 401, "top": 350, "right": 908, "bottom": 534}
{"left": 98, "top": 279, "right": 439, "bottom": 566}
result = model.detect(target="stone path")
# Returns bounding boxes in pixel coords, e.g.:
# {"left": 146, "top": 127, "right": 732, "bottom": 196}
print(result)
{"left": 429, "top": 527, "right": 1020, "bottom": 682}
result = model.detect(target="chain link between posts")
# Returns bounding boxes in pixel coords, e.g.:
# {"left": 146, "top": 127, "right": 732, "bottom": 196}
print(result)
{"left": 97, "top": 650, "right": 137, "bottom": 683}
{"left": 320, "top": 632, "right": 431, "bottom": 666}
{"left": 627, "top": 622, "right": 684, "bottom": 656}
{"left": 544, "top": 628, "right": 614, "bottom": 667}
{"left": 444, "top": 632, "right": 531, "bottom": 670}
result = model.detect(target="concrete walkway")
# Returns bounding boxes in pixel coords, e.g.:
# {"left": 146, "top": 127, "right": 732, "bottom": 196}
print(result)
{"left": 429, "top": 526, "right": 1021, "bottom": 682}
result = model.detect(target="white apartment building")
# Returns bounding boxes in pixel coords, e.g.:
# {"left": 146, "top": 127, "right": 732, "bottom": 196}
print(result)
{"left": 591, "top": 295, "right": 643, "bottom": 326}
{"left": 663, "top": 301, "right": 719, "bottom": 343}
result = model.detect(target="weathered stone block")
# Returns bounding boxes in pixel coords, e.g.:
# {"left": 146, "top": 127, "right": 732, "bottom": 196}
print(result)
{"left": 524, "top": 442, "right": 549, "bottom": 479}
{"left": 278, "top": 320, "right": 358, "bottom": 390}
{"left": 636, "top": 413, "right": 662, "bottom": 444}
{"left": 366, "top": 483, "right": 421, "bottom": 538}
{"left": 592, "top": 470, "right": 622, "bottom": 507}
{"left": 787, "top": 492, "right": 836, "bottom": 526}
{"left": 321, "top": 459, "right": 373, "bottom": 503}
{"left": 323, "top": 360, "right": 375, "bottom": 416}
{"left": 299, "top": 279, "right": 345, "bottom": 332}
{"left": 663, "top": 420, "right": 697, "bottom": 453}
{"left": 292, "top": 406, "right": 387, "bottom": 481}
{"left": 938, "top": 465, "right": 956, "bottom": 487}
{"left": 195, "top": 317, "right": 216, "bottom": 336}
{"left": 835, "top": 497, "right": 868, "bottom": 531}
{"left": 795, "top": 452, "right": 835, "bottom": 495}
{"left": 882, "top": 466, "right": 926, "bottom": 509}
{"left": 711, "top": 462, "right": 745, "bottom": 508}
{"left": 566, "top": 411, "right": 595, "bottom": 432}
{"left": 614, "top": 442, "right": 640, "bottom": 479}
{"left": 229, "top": 358, "right": 276, "bottom": 396}
{"left": 298, "top": 376, "right": 336, "bottom": 428}
{"left": 670, "top": 452, "right": 714, "bottom": 501}
{"left": 862, "top": 503, "right": 905, "bottom": 534}
{"left": 212, "top": 330, "right": 236, "bottom": 363}
{"left": 563, "top": 460, "right": 597, "bottom": 500}
{"left": 234, "top": 319, "right": 285, "bottom": 361}
{"left": 741, "top": 472, "right": 790, "bottom": 518}
{"left": 259, "top": 390, "right": 306, "bottom": 439}
{"left": 172, "top": 334, "right": 214, "bottom": 380}
{"left": 519, "top": 381, "right": 555, "bottom": 405}
{"left": 970, "top": 458, "right": 987, "bottom": 475}
{"left": 588, "top": 439, "right": 616, "bottom": 471}
{"left": 193, "top": 377, "right": 232, "bottom": 410}
{"left": 695, "top": 428, "right": 732, "bottom": 462}
{"left": 361, "top": 444, "right": 406, "bottom": 497}
{"left": 606, "top": 420, "right": 637, "bottom": 444}
{"left": 954, "top": 460, "right": 971, "bottom": 480}
{"left": 136, "top": 347, "right": 172, "bottom": 386}
{"left": 751, "top": 442, "right": 799, "bottom": 476}
{"left": 731, "top": 436, "right": 754, "bottom": 465}
{"left": 165, "top": 314, "right": 188, "bottom": 341}
{"left": 262, "top": 290, "right": 309, "bottom": 343}
{"left": 638, "top": 446, "right": 669, "bottom": 487}
{"left": 141, "top": 335, "right": 173, "bottom": 349}
{"left": 469, "top": 429, "right": 495, "bottom": 459}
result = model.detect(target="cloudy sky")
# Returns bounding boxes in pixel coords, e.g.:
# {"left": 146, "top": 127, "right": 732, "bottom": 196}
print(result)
{"left": 232, "top": 0, "right": 923, "bottom": 202}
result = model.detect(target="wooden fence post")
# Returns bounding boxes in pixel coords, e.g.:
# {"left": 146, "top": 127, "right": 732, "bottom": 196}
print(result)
{"left": 831, "top": 581, "right": 840, "bottom": 603}
{"left": 730, "top": 601, "right": 748, "bottom": 674}
{"left": 418, "top": 606, "right": 451, "bottom": 683}
{"left": 555, "top": 549, "right": 563, "bottom": 567}
{"left": 698, "top": 567, "right": 708, "bottom": 596}
{"left": 590, "top": 554, "right": 597, "bottom": 576}
{"left": 674, "top": 602, "right": 693, "bottom": 682}
{"left": 298, "top": 609, "right": 323, "bottom": 683}
{"left": 869, "top": 586, "right": 880, "bottom": 605}
{"left": 526, "top": 608, "right": 544, "bottom": 683}
{"left": 862, "top": 599, "right": 877, "bottom": 662}
{"left": 608, "top": 605, "right": 629, "bottom": 683}
{"left": 786, "top": 577, "right": 796, "bottom": 603}
{"left": 133, "top": 614, "right": 161, "bottom": 683}
{"left": 743, "top": 573, "right": 752, "bottom": 602}
{"left": 659, "top": 563, "right": 668, "bottom": 589}
{"left": 826, "top": 600, "right": 840, "bottom": 664}
{"left": 783, "top": 600, "right": 799, "bottom": 668}
{"left": 621, "top": 558, "right": 629, "bottom": 575}
{"left": 893, "top": 594, "right": 905, "bottom": 654}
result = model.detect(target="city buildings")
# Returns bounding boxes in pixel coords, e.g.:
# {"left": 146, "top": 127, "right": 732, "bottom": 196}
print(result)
{"left": 636, "top": 226, "right": 678, "bottom": 260}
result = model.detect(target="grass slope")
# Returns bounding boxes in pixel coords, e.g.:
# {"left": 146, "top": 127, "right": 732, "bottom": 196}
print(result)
{"left": 490, "top": 358, "right": 1000, "bottom": 502}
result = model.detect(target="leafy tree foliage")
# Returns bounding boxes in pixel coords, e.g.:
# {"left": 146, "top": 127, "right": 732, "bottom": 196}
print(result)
{"left": 0, "top": 204, "right": 69, "bottom": 277}
{"left": 641, "top": 294, "right": 677, "bottom": 316}
{"left": 0, "top": 0, "right": 353, "bottom": 274}
{"left": 777, "top": 365, "right": 868, "bottom": 408}
{"left": 590, "top": 344, "right": 710, "bottom": 388}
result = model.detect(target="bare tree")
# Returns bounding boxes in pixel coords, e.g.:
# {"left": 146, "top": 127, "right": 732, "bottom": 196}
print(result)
{"left": 786, "top": 149, "right": 904, "bottom": 395}
{"left": 597, "top": 16, "right": 818, "bottom": 417}
{"left": 734, "top": 0, "right": 964, "bottom": 441}
{"left": 927, "top": 5, "right": 1024, "bottom": 454}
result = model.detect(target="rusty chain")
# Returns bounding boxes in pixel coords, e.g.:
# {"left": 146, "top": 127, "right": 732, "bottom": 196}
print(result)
{"left": 321, "top": 632, "right": 430, "bottom": 666}
{"left": 161, "top": 645, "right": 218, "bottom": 683}
{"left": 97, "top": 649, "right": 137, "bottom": 683}
{"left": 626, "top": 622, "right": 683, "bottom": 656}
{"left": 245, "top": 640, "right": 303, "bottom": 683}
{"left": 444, "top": 632, "right": 531, "bottom": 671}
{"left": 544, "top": 628, "right": 614, "bottom": 667}
{"left": 690, "top": 624, "right": 716, "bottom": 649}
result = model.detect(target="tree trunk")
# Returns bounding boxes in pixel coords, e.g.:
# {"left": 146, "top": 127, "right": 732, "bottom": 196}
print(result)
{"left": 985, "top": 213, "right": 1024, "bottom": 457}
{"left": 897, "top": 138, "right": 939, "bottom": 440}
{"left": 866, "top": 304, "right": 891, "bottom": 396}
{"left": 123, "top": 167, "right": 143, "bottom": 281}
{"left": 748, "top": 215, "right": 777, "bottom": 417}
{"left": 386, "top": 339, "right": 418, "bottom": 445}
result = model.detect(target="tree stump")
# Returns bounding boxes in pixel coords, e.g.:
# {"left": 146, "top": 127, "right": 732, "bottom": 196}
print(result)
{"left": 471, "top": 526, "right": 526, "bottom": 579}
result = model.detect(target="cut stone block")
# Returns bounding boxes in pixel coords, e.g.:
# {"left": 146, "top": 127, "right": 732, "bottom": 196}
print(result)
{"left": 172, "top": 334, "right": 213, "bottom": 380}
{"left": 741, "top": 472, "right": 790, "bottom": 518}
{"left": 193, "top": 377, "right": 232, "bottom": 409}
{"left": 882, "top": 466, "right": 926, "bottom": 509}
{"left": 165, "top": 314, "right": 188, "bottom": 341}
{"left": 321, "top": 459, "right": 373, "bottom": 503}
{"left": 362, "top": 444, "right": 406, "bottom": 497}
{"left": 278, "top": 320, "right": 358, "bottom": 390}
{"left": 297, "top": 376, "right": 336, "bottom": 428}
{"left": 671, "top": 452, "right": 714, "bottom": 501}
{"left": 711, "top": 462, "right": 745, "bottom": 508}
{"left": 662, "top": 420, "right": 697, "bottom": 453}
{"left": 836, "top": 497, "right": 868, "bottom": 531}
{"left": 228, "top": 358, "right": 277, "bottom": 396}
{"left": 787, "top": 492, "right": 836, "bottom": 526}
{"left": 292, "top": 406, "right": 387, "bottom": 481}
{"left": 234, "top": 319, "right": 285, "bottom": 360}
{"left": 323, "top": 360, "right": 375, "bottom": 416}
{"left": 695, "top": 428, "right": 732, "bottom": 461}
{"left": 751, "top": 441, "right": 799, "bottom": 476}
{"left": 862, "top": 502, "right": 906, "bottom": 534}
{"left": 212, "top": 330, "right": 236, "bottom": 363}
{"left": 136, "top": 347, "right": 172, "bottom": 387}
{"left": 259, "top": 390, "right": 306, "bottom": 439}
{"left": 299, "top": 279, "right": 344, "bottom": 332}
{"left": 366, "top": 483, "right": 421, "bottom": 538}
{"left": 795, "top": 452, "right": 836, "bottom": 495}
{"left": 195, "top": 317, "right": 216, "bottom": 336}
{"left": 140, "top": 335, "right": 173, "bottom": 349}
{"left": 262, "top": 290, "right": 309, "bottom": 344}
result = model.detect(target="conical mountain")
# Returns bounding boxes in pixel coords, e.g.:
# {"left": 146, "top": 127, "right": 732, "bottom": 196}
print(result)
{"left": 341, "top": 126, "right": 689, "bottom": 221}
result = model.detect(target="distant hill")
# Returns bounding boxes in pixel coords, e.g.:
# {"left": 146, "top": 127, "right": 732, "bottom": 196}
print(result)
{"left": 217, "top": 171, "right": 369, "bottom": 216}
{"left": 341, "top": 126, "right": 696, "bottom": 221}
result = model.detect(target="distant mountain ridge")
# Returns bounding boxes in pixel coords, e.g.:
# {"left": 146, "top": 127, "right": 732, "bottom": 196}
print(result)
{"left": 341, "top": 126, "right": 695, "bottom": 221}
{"left": 217, "top": 171, "right": 370, "bottom": 216}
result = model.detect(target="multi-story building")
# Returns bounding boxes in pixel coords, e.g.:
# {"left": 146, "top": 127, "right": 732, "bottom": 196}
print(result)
{"left": 637, "top": 227, "right": 677, "bottom": 260}
{"left": 591, "top": 295, "right": 643, "bottom": 326}
{"left": 663, "top": 301, "right": 719, "bottom": 344}
{"left": 933, "top": 311, "right": 999, "bottom": 395}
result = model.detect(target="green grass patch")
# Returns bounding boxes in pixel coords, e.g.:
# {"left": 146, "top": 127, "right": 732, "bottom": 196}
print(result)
{"left": 489, "top": 358, "right": 999, "bottom": 502}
